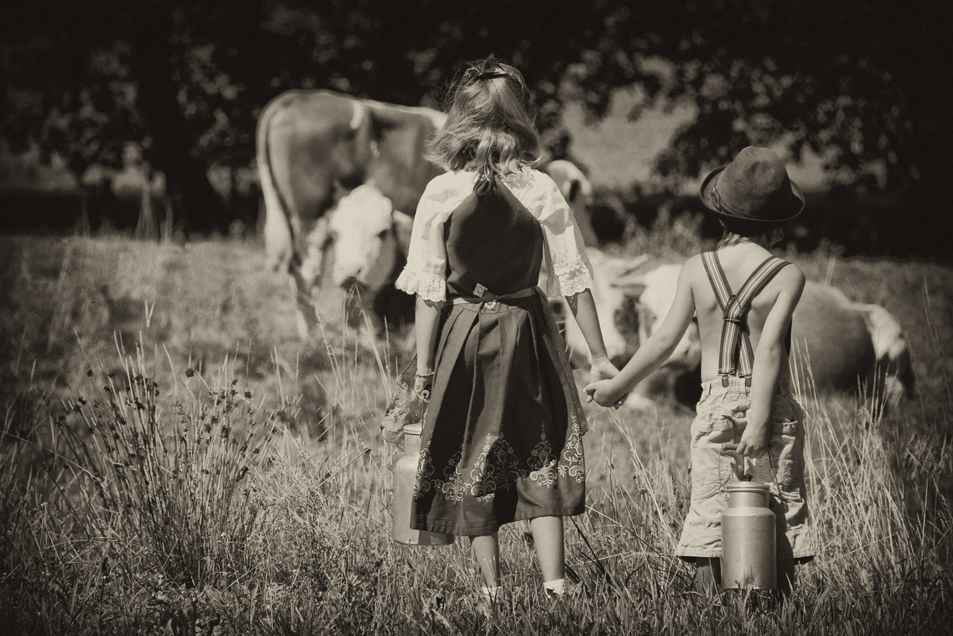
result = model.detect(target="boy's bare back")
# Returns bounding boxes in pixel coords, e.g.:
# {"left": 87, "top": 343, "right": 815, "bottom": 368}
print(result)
{"left": 684, "top": 242, "right": 806, "bottom": 385}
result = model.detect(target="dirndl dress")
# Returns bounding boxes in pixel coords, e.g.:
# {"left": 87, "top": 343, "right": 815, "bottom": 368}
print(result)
{"left": 395, "top": 168, "right": 592, "bottom": 537}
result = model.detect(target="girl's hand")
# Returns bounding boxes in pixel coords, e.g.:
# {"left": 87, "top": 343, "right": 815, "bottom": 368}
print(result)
{"left": 587, "top": 357, "right": 627, "bottom": 407}
{"left": 589, "top": 356, "right": 619, "bottom": 383}
{"left": 585, "top": 379, "right": 627, "bottom": 408}
{"left": 414, "top": 369, "right": 434, "bottom": 401}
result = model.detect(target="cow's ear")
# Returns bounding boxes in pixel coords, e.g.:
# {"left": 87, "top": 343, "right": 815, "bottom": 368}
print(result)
{"left": 392, "top": 210, "right": 414, "bottom": 255}
{"left": 566, "top": 179, "right": 581, "bottom": 204}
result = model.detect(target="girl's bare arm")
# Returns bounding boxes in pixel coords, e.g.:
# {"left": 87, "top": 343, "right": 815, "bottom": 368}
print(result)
{"left": 413, "top": 296, "right": 445, "bottom": 393}
{"left": 565, "top": 289, "right": 617, "bottom": 381}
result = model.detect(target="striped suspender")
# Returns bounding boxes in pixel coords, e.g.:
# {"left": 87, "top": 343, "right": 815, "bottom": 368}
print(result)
{"left": 701, "top": 252, "right": 790, "bottom": 386}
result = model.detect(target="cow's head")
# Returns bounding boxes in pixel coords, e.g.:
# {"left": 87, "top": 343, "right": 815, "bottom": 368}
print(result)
{"left": 606, "top": 262, "right": 702, "bottom": 408}
{"left": 622, "top": 264, "right": 702, "bottom": 372}
{"left": 863, "top": 303, "right": 917, "bottom": 405}
{"left": 327, "top": 183, "right": 414, "bottom": 293}
{"left": 549, "top": 250, "right": 647, "bottom": 369}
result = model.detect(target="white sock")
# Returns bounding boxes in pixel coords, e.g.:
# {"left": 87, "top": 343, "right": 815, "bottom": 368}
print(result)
{"left": 543, "top": 578, "right": 565, "bottom": 597}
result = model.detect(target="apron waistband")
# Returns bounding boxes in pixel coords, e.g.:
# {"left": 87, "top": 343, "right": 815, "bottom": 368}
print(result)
{"left": 450, "top": 287, "right": 536, "bottom": 305}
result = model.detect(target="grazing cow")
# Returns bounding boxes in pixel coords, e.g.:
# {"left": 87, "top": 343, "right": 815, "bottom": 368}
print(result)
{"left": 256, "top": 89, "right": 446, "bottom": 337}
{"left": 614, "top": 263, "right": 916, "bottom": 408}
{"left": 257, "top": 90, "right": 595, "bottom": 338}
{"left": 548, "top": 250, "right": 648, "bottom": 369}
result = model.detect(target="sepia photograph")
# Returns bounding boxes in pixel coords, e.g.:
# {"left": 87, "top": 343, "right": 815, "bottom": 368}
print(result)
{"left": 0, "top": 1, "right": 949, "bottom": 633}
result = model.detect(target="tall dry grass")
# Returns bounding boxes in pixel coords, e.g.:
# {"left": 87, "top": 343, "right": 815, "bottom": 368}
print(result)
{"left": 0, "top": 235, "right": 951, "bottom": 634}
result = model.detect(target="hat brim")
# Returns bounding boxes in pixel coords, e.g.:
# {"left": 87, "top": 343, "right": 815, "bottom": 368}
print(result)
{"left": 700, "top": 166, "right": 805, "bottom": 226}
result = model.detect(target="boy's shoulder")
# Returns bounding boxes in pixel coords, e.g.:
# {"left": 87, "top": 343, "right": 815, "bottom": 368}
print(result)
{"left": 682, "top": 250, "right": 804, "bottom": 294}
{"left": 681, "top": 253, "right": 707, "bottom": 280}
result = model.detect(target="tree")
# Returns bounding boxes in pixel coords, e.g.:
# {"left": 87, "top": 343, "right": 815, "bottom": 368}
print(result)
{"left": 573, "top": 0, "right": 950, "bottom": 256}
{"left": 1, "top": 1, "right": 232, "bottom": 231}
{"left": 2, "top": 0, "right": 946, "bottom": 253}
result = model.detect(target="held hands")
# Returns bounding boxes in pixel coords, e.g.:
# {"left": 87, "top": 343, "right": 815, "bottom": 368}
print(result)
{"left": 585, "top": 356, "right": 628, "bottom": 409}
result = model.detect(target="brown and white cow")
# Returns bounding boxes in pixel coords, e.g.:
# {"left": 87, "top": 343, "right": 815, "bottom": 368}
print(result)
{"left": 257, "top": 90, "right": 597, "bottom": 338}
{"left": 597, "top": 261, "right": 916, "bottom": 409}
{"left": 256, "top": 89, "right": 446, "bottom": 337}
{"left": 548, "top": 250, "right": 647, "bottom": 369}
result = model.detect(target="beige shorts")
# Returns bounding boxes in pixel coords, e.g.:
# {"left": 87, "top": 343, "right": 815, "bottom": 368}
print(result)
{"left": 675, "top": 377, "right": 815, "bottom": 562}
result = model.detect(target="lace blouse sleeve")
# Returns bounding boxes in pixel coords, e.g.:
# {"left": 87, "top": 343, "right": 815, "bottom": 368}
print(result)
{"left": 394, "top": 175, "right": 459, "bottom": 303}
{"left": 534, "top": 172, "right": 594, "bottom": 297}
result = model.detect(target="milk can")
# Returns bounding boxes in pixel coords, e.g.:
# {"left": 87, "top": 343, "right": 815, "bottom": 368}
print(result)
{"left": 721, "top": 480, "right": 776, "bottom": 590}
{"left": 392, "top": 422, "right": 453, "bottom": 546}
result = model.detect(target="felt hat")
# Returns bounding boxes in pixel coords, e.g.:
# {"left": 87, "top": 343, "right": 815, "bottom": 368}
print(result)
{"left": 700, "top": 147, "right": 804, "bottom": 229}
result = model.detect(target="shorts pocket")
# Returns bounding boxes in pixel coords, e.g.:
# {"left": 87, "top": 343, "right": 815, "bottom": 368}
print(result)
{"left": 689, "top": 414, "right": 739, "bottom": 501}
{"left": 776, "top": 457, "right": 795, "bottom": 487}
{"left": 770, "top": 418, "right": 802, "bottom": 490}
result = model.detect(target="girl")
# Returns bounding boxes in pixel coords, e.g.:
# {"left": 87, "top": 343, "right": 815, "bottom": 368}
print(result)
{"left": 586, "top": 146, "right": 815, "bottom": 595}
{"left": 395, "top": 56, "right": 617, "bottom": 609}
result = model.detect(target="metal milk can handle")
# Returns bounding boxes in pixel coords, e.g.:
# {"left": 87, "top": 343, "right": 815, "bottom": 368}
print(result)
{"left": 721, "top": 442, "right": 757, "bottom": 481}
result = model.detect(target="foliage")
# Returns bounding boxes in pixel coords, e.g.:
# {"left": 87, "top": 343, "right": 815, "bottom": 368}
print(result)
{"left": 1, "top": 325, "right": 951, "bottom": 634}
{"left": 3, "top": 1, "right": 947, "bottom": 253}
{"left": 54, "top": 346, "right": 278, "bottom": 586}
{"left": 586, "top": 0, "right": 949, "bottom": 256}
{"left": 0, "top": 234, "right": 952, "bottom": 633}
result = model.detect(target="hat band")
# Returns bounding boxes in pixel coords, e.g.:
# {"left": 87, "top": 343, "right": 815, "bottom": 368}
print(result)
{"left": 711, "top": 182, "right": 745, "bottom": 218}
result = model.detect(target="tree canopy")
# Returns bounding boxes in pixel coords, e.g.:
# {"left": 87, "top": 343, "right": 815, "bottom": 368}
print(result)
{"left": 1, "top": 0, "right": 946, "bottom": 253}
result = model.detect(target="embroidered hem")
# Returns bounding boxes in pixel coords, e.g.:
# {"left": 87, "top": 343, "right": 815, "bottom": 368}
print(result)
{"left": 548, "top": 258, "right": 593, "bottom": 297}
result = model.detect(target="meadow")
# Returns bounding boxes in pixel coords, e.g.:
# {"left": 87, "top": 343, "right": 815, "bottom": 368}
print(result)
{"left": 0, "top": 226, "right": 951, "bottom": 635}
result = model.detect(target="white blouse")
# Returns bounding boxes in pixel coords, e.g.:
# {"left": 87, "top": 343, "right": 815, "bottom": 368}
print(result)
{"left": 395, "top": 167, "right": 594, "bottom": 303}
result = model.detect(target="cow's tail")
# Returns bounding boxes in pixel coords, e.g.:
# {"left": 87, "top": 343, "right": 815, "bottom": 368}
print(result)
{"left": 256, "top": 93, "right": 297, "bottom": 273}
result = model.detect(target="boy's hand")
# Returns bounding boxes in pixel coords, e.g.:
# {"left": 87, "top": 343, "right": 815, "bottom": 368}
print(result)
{"left": 585, "top": 379, "right": 627, "bottom": 408}
{"left": 587, "top": 357, "right": 627, "bottom": 408}
{"left": 736, "top": 422, "right": 769, "bottom": 457}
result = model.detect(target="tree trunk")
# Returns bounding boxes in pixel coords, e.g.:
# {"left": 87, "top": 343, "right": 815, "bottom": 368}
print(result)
{"left": 132, "top": 0, "right": 232, "bottom": 233}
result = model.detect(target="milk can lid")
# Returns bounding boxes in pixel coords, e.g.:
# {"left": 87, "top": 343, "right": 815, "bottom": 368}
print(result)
{"left": 402, "top": 422, "right": 423, "bottom": 436}
{"left": 725, "top": 480, "right": 769, "bottom": 493}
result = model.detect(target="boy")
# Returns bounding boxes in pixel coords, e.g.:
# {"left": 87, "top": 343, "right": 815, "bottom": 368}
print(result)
{"left": 586, "top": 146, "right": 815, "bottom": 594}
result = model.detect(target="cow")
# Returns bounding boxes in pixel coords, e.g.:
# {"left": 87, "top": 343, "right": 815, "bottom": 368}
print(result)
{"left": 547, "top": 250, "right": 647, "bottom": 370}
{"left": 257, "top": 90, "right": 598, "bottom": 339}
{"left": 256, "top": 89, "right": 447, "bottom": 337}
{"left": 560, "top": 254, "right": 916, "bottom": 410}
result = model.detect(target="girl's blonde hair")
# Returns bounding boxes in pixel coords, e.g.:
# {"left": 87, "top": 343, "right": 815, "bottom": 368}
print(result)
{"left": 427, "top": 56, "right": 541, "bottom": 186}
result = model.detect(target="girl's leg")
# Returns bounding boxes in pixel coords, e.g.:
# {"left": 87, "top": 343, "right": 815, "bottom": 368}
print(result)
{"left": 530, "top": 516, "right": 565, "bottom": 583}
{"left": 695, "top": 558, "right": 722, "bottom": 595}
{"left": 470, "top": 532, "right": 501, "bottom": 588}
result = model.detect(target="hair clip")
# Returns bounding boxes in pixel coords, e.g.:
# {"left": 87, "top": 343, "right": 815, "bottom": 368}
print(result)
{"left": 464, "top": 65, "right": 508, "bottom": 83}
